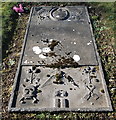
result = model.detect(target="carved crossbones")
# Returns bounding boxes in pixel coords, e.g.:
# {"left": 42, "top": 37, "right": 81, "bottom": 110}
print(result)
{"left": 84, "top": 84, "right": 99, "bottom": 101}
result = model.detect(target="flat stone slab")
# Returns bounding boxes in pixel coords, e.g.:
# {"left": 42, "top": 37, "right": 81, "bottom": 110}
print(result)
{"left": 13, "top": 66, "right": 111, "bottom": 111}
{"left": 8, "top": 6, "right": 112, "bottom": 112}
{"left": 22, "top": 6, "right": 98, "bottom": 66}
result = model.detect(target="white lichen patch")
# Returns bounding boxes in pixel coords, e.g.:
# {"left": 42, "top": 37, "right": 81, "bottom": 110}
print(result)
{"left": 49, "top": 39, "right": 53, "bottom": 42}
{"left": 73, "top": 55, "right": 80, "bottom": 62}
{"left": 30, "top": 61, "right": 33, "bottom": 63}
{"left": 39, "top": 54, "right": 47, "bottom": 59}
{"left": 42, "top": 47, "right": 51, "bottom": 53}
{"left": 87, "top": 41, "right": 92, "bottom": 45}
{"left": 32, "top": 46, "right": 42, "bottom": 54}
{"left": 24, "top": 60, "right": 28, "bottom": 64}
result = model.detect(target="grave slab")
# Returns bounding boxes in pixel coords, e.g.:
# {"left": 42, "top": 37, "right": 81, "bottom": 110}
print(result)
{"left": 8, "top": 6, "right": 112, "bottom": 112}
{"left": 22, "top": 6, "right": 98, "bottom": 66}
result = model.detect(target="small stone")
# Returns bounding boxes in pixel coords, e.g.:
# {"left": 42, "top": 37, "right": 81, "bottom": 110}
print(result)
{"left": 109, "top": 79, "right": 114, "bottom": 82}
{"left": 111, "top": 88, "right": 116, "bottom": 92}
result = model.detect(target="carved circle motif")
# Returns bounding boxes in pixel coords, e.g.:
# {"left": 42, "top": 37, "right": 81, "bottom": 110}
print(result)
{"left": 50, "top": 8, "right": 69, "bottom": 21}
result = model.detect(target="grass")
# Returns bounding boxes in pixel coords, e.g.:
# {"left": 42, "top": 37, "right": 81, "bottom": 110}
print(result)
{"left": 89, "top": 3, "right": 115, "bottom": 79}
{"left": 2, "top": 2, "right": 116, "bottom": 120}
{"left": 2, "top": 2, "right": 18, "bottom": 58}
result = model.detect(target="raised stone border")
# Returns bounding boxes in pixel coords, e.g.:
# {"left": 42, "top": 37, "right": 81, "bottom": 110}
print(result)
{"left": 8, "top": 6, "right": 113, "bottom": 112}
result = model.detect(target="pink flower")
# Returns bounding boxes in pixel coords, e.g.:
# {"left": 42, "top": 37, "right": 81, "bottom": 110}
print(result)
{"left": 13, "top": 4, "right": 24, "bottom": 13}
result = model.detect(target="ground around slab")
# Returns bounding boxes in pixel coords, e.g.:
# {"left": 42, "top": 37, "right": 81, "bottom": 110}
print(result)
{"left": 1, "top": 2, "right": 116, "bottom": 120}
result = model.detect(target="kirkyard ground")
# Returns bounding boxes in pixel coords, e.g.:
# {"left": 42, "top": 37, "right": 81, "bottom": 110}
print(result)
{"left": 1, "top": 2, "right": 116, "bottom": 120}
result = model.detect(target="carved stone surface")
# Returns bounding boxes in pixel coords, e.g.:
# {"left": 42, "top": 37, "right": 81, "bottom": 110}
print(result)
{"left": 8, "top": 6, "right": 112, "bottom": 112}
{"left": 22, "top": 6, "right": 98, "bottom": 66}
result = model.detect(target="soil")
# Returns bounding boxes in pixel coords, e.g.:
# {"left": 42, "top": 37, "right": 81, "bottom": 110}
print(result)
{"left": 2, "top": 3, "right": 116, "bottom": 120}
